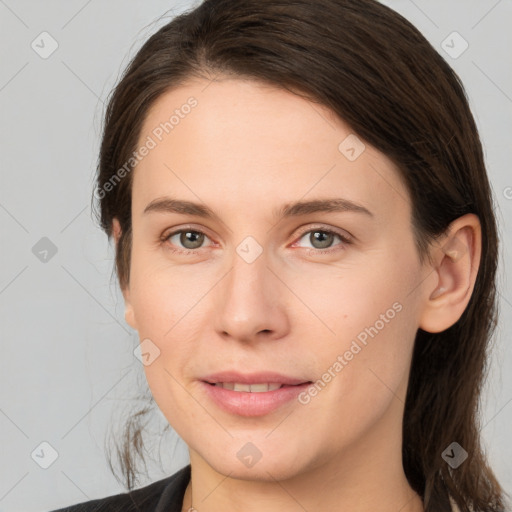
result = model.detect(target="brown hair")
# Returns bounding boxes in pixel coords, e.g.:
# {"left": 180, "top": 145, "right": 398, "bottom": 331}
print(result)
{"left": 93, "top": 1, "right": 508, "bottom": 510}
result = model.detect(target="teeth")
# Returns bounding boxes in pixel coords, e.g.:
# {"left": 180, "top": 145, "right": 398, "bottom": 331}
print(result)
{"left": 213, "top": 382, "right": 283, "bottom": 392}
{"left": 233, "top": 383, "right": 251, "bottom": 392}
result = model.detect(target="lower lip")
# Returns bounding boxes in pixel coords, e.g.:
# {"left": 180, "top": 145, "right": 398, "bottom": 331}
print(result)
{"left": 201, "top": 381, "right": 312, "bottom": 417}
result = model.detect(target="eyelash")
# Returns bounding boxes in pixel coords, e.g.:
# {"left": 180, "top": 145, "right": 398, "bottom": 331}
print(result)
{"left": 292, "top": 226, "right": 352, "bottom": 254}
{"left": 160, "top": 225, "right": 352, "bottom": 256}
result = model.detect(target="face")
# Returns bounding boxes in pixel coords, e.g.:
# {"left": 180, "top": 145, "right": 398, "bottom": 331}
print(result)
{"left": 120, "top": 77, "right": 432, "bottom": 481}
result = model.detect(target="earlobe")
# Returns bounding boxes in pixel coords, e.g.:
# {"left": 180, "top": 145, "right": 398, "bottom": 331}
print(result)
{"left": 111, "top": 217, "right": 138, "bottom": 331}
{"left": 122, "top": 280, "right": 137, "bottom": 331}
{"left": 124, "top": 302, "right": 137, "bottom": 330}
{"left": 419, "top": 214, "right": 481, "bottom": 333}
{"left": 112, "top": 217, "right": 122, "bottom": 245}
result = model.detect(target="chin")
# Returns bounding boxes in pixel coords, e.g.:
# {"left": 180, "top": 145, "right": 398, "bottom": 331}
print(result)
{"left": 196, "top": 438, "right": 319, "bottom": 483}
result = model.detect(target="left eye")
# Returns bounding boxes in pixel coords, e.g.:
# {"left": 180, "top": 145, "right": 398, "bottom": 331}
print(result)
{"left": 294, "top": 229, "right": 349, "bottom": 250}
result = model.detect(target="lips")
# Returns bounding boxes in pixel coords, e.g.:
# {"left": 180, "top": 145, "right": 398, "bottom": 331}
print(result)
{"left": 200, "top": 371, "right": 313, "bottom": 416}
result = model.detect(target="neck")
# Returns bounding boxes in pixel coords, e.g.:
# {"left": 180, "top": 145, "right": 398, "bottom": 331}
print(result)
{"left": 182, "top": 455, "right": 423, "bottom": 512}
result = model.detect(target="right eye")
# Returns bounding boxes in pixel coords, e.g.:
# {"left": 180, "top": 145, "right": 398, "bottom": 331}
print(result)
{"left": 162, "top": 228, "right": 214, "bottom": 253}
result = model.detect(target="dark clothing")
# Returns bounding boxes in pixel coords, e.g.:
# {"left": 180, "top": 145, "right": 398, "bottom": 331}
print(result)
{"left": 49, "top": 464, "right": 190, "bottom": 512}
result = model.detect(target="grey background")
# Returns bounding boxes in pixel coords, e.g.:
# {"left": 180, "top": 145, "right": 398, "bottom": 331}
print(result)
{"left": 0, "top": 1, "right": 510, "bottom": 511}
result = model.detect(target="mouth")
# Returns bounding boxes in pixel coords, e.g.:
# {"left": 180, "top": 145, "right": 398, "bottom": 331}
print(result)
{"left": 200, "top": 372, "right": 313, "bottom": 416}
{"left": 205, "top": 382, "right": 309, "bottom": 392}
{"left": 209, "top": 382, "right": 284, "bottom": 392}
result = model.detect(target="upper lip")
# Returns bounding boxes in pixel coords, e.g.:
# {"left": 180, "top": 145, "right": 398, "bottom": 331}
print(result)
{"left": 202, "top": 371, "right": 311, "bottom": 386}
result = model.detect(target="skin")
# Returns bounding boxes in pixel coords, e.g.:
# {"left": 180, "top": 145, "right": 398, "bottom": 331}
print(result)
{"left": 112, "top": 76, "right": 481, "bottom": 512}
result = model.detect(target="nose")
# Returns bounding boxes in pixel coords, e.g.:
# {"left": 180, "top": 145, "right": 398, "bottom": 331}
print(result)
{"left": 213, "top": 245, "right": 291, "bottom": 344}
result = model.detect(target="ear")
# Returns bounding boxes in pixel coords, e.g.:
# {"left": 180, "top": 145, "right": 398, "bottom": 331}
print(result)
{"left": 418, "top": 213, "right": 481, "bottom": 333}
{"left": 112, "top": 217, "right": 137, "bottom": 331}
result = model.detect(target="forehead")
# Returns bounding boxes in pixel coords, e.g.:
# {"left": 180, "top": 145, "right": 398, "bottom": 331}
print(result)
{"left": 132, "top": 77, "right": 410, "bottom": 221}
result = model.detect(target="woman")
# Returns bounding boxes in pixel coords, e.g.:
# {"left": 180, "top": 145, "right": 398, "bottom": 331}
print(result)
{"left": 51, "top": 0, "right": 509, "bottom": 510}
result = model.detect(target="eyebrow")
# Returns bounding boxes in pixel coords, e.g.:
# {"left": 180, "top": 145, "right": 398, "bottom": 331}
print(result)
{"left": 143, "top": 196, "right": 373, "bottom": 220}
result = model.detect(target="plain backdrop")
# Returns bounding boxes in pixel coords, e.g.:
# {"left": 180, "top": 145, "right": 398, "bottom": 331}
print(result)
{"left": 0, "top": 1, "right": 511, "bottom": 511}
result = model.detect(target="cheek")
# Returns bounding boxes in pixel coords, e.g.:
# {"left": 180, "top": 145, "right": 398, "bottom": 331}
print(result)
{"left": 290, "top": 246, "right": 422, "bottom": 403}
{"left": 141, "top": 358, "right": 209, "bottom": 448}
{"left": 127, "top": 254, "right": 217, "bottom": 421}
{"left": 290, "top": 248, "right": 420, "bottom": 343}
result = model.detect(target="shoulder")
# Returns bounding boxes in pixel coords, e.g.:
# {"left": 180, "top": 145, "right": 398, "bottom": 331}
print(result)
{"left": 48, "top": 464, "right": 191, "bottom": 512}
